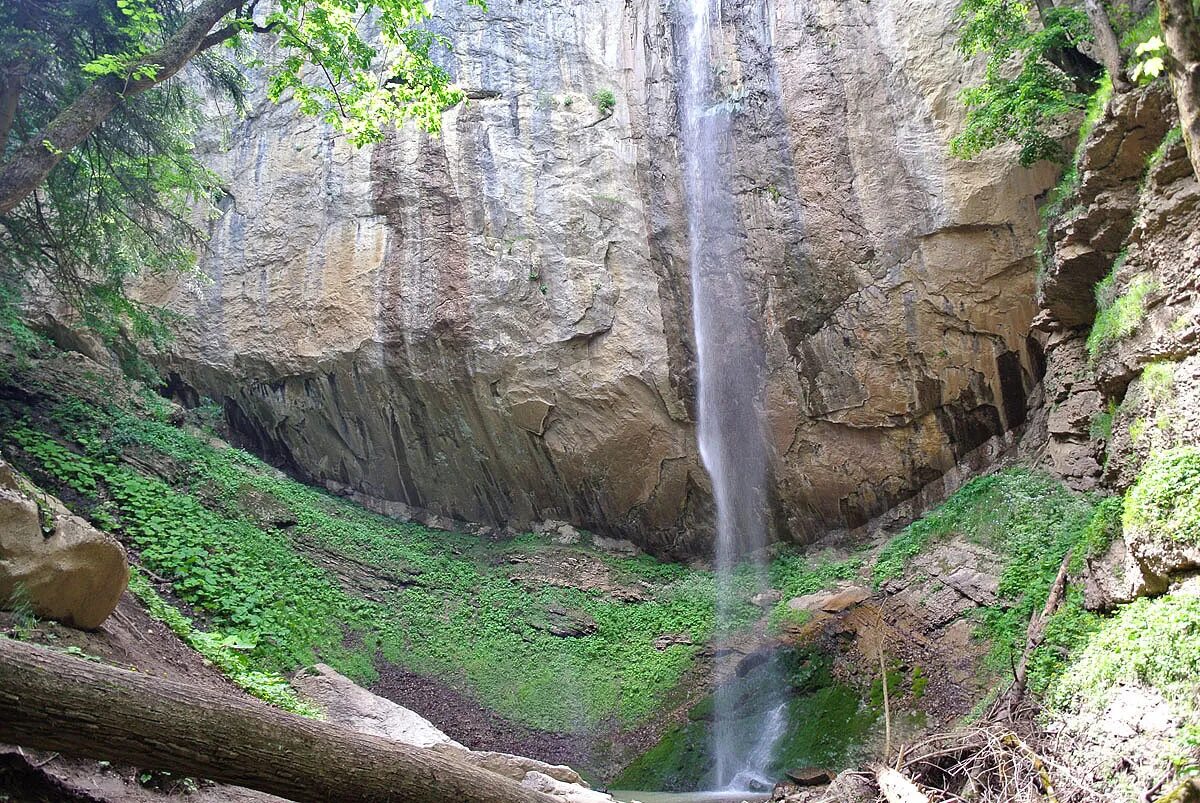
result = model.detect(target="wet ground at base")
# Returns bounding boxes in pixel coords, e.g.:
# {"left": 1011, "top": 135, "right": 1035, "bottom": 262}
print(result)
{"left": 611, "top": 792, "right": 770, "bottom": 803}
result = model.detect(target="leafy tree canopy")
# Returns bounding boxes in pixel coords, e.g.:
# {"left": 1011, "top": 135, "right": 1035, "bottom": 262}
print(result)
{"left": 0, "top": 0, "right": 482, "bottom": 365}
{"left": 950, "top": 0, "right": 1097, "bottom": 166}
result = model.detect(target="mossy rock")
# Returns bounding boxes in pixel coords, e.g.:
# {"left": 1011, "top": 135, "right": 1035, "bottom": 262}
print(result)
{"left": 1124, "top": 447, "right": 1200, "bottom": 579}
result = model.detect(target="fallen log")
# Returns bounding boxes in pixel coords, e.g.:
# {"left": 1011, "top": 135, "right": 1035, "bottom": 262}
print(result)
{"left": 1004, "top": 549, "right": 1073, "bottom": 717}
{"left": 0, "top": 637, "right": 556, "bottom": 803}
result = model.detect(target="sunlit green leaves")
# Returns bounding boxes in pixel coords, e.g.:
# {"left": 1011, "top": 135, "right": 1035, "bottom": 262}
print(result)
{"left": 1132, "top": 35, "right": 1167, "bottom": 82}
{"left": 951, "top": 0, "right": 1094, "bottom": 165}
{"left": 261, "top": 0, "right": 487, "bottom": 142}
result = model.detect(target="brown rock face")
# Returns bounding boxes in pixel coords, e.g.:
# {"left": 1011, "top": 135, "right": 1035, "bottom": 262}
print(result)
{"left": 144, "top": 0, "right": 1055, "bottom": 554}
{"left": 0, "top": 462, "right": 127, "bottom": 630}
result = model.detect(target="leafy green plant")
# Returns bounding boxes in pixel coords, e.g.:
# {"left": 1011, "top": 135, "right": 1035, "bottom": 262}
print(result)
{"left": 1076, "top": 496, "right": 1124, "bottom": 563}
{"left": 593, "top": 88, "right": 617, "bottom": 117}
{"left": 127, "top": 570, "right": 319, "bottom": 716}
{"left": 1086, "top": 275, "right": 1157, "bottom": 361}
{"left": 951, "top": 0, "right": 1098, "bottom": 166}
{"left": 1023, "top": 587, "right": 1100, "bottom": 696}
{"left": 1131, "top": 35, "right": 1167, "bottom": 82}
{"left": 1049, "top": 591, "right": 1200, "bottom": 713}
{"left": 1124, "top": 447, "right": 1200, "bottom": 547}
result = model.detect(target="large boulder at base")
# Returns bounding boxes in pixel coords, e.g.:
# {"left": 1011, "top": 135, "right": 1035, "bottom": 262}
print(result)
{"left": 0, "top": 461, "right": 127, "bottom": 630}
{"left": 293, "top": 663, "right": 599, "bottom": 792}
{"left": 291, "top": 663, "right": 465, "bottom": 750}
{"left": 519, "top": 771, "right": 612, "bottom": 803}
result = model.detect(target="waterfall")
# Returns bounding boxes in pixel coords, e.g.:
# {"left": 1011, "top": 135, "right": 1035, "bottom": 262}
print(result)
{"left": 676, "top": 0, "right": 782, "bottom": 792}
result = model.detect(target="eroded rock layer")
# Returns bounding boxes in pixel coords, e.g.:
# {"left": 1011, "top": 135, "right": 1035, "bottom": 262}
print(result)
{"left": 144, "top": 0, "right": 1055, "bottom": 554}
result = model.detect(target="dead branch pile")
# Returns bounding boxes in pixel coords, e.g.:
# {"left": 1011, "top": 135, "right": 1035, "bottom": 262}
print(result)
{"left": 878, "top": 725, "right": 1103, "bottom": 803}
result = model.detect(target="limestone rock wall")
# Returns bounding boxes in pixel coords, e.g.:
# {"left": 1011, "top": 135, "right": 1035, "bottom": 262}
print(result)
{"left": 144, "top": 0, "right": 1056, "bottom": 555}
{"left": 1038, "top": 84, "right": 1200, "bottom": 496}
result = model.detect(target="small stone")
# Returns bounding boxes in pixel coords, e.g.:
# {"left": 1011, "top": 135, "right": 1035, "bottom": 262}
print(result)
{"left": 786, "top": 767, "right": 835, "bottom": 786}
{"left": 818, "top": 587, "right": 870, "bottom": 612}
{"left": 752, "top": 589, "right": 783, "bottom": 607}
{"left": 551, "top": 523, "right": 581, "bottom": 545}
{"left": 653, "top": 633, "right": 694, "bottom": 650}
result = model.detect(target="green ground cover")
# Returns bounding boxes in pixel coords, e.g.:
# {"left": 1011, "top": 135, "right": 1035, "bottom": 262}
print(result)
{"left": 1, "top": 384, "right": 715, "bottom": 733}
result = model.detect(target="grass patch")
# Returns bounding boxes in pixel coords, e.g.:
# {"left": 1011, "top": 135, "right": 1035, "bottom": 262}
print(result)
{"left": 1086, "top": 274, "right": 1156, "bottom": 362}
{"left": 1049, "top": 590, "right": 1200, "bottom": 714}
{"left": 871, "top": 469, "right": 1114, "bottom": 692}
{"left": 1142, "top": 360, "right": 1176, "bottom": 404}
{"left": 1036, "top": 75, "right": 1114, "bottom": 283}
{"left": 767, "top": 552, "right": 862, "bottom": 631}
{"left": 1124, "top": 447, "right": 1200, "bottom": 547}
{"left": 1073, "top": 496, "right": 1125, "bottom": 568}
{"left": 872, "top": 470, "right": 1092, "bottom": 586}
{"left": 1147, "top": 126, "right": 1183, "bottom": 175}
{"left": 1089, "top": 400, "right": 1117, "bottom": 442}
{"left": 1039, "top": 74, "right": 1113, "bottom": 224}
{"left": 1024, "top": 587, "right": 1102, "bottom": 696}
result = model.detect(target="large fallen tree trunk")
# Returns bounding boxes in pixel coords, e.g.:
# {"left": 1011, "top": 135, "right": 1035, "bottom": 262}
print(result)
{"left": 0, "top": 638, "right": 556, "bottom": 803}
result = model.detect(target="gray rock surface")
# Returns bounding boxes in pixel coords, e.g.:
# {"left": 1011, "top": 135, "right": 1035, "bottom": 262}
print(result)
{"left": 292, "top": 663, "right": 466, "bottom": 749}
{"left": 144, "top": 0, "right": 1056, "bottom": 555}
{"left": 293, "top": 663, "right": 601, "bottom": 793}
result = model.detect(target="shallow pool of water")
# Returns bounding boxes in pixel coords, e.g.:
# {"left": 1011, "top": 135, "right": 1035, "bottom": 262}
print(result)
{"left": 610, "top": 792, "right": 770, "bottom": 803}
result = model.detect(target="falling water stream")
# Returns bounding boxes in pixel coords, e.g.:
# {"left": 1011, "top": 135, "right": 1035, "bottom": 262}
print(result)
{"left": 677, "top": 0, "right": 783, "bottom": 793}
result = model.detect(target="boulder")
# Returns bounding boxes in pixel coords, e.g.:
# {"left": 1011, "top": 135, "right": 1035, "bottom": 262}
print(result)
{"left": 786, "top": 585, "right": 870, "bottom": 614}
{"left": 816, "top": 587, "right": 871, "bottom": 613}
{"left": 1082, "top": 537, "right": 1161, "bottom": 611}
{"left": 443, "top": 750, "right": 584, "bottom": 787}
{"left": 0, "top": 461, "right": 127, "bottom": 630}
{"left": 751, "top": 589, "right": 783, "bottom": 607}
{"left": 533, "top": 520, "right": 583, "bottom": 546}
{"left": 786, "top": 767, "right": 835, "bottom": 786}
{"left": 291, "top": 663, "right": 465, "bottom": 750}
{"left": 294, "top": 664, "right": 604, "bottom": 795}
{"left": 519, "top": 771, "right": 613, "bottom": 803}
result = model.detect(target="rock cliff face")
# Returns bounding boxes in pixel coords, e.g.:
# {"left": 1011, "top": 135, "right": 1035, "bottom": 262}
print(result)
{"left": 144, "top": 0, "right": 1056, "bottom": 555}
{"left": 1038, "top": 84, "right": 1200, "bottom": 499}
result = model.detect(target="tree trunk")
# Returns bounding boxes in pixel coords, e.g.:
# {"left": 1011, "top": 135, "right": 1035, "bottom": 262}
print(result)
{"left": 1159, "top": 0, "right": 1200, "bottom": 179}
{"left": 0, "top": 0, "right": 243, "bottom": 216}
{"left": 0, "top": 638, "right": 556, "bottom": 803}
{"left": 1084, "top": 0, "right": 1132, "bottom": 91}
{"left": 0, "top": 72, "right": 21, "bottom": 158}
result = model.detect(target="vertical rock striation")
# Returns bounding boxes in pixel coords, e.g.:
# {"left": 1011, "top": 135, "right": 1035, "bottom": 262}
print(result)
{"left": 143, "top": 0, "right": 1056, "bottom": 555}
